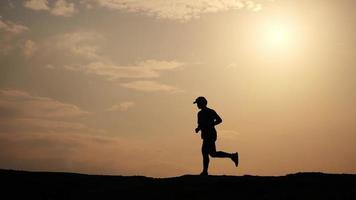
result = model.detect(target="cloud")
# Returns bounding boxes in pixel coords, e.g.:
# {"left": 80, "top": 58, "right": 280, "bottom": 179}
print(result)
{"left": 33, "top": 30, "right": 184, "bottom": 94}
{"left": 51, "top": 0, "right": 76, "bottom": 17}
{"left": 66, "top": 60, "right": 183, "bottom": 80}
{"left": 23, "top": 0, "right": 50, "bottom": 11}
{"left": 137, "top": 59, "right": 184, "bottom": 71}
{"left": 23, "top": 0, "right": 76, "bottom": 17}
{"left": 24, "top": 0, "right": 268, "bottom": 20}
{"left": 0, "top": 88, "right": 190, "bottom": 177}
{"left": 107, "top": 101, "right": 135, "bottom": 112}
{"left": 120, "top": 80, "right": 181, "bottom": 93}
{"left": 0, "top": 131, "right": 188, "bottom": 176}
{"left": 0, "top": 17, "right": 29, "bottom": 54}
{"left": 0, "top": 88, "right": 99, "bottom": 136}
{"left": 45, "top": 64, "right": 56, "bottom": 69}
{"left": 85, "top": 0, "right": 266, "bottom": 21}
{"left": 0, "top": 18, "right": 29, "bottom": 34}
{"left": 0, "top": 89, "right": 187, "bottom": 176}
{"left": 32, "top": 31, "right": 103, "bottom": 62}
{"left": 246, "top": 0, "right": 263, "bottom": 12}
{"left": 0, "top": 118, "right": 88, "bottom": 134}
{"left": 23, "top": 40, "right": 38, "bottom": 58}
{"left": 0, "top": 89, "right": 89, "bottom": 120}
{"left": 51, "top": 31, "right": 103, "bottom": 60}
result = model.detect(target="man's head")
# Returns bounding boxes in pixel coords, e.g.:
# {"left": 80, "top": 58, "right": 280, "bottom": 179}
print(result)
{"left": 193, "top": 96, "right": 207, "bottom": 109}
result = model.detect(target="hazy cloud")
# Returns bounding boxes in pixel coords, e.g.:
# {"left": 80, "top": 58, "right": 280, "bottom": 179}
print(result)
{"left": 24, "top": 0, "right": 50, "bottom": 11}
{"left": 45, "top": 64, "right": 56, "bottom": 69}
{"left": 23, "top": 40, "right": 38, "bottom": 58}
{"left": 24, "top": 0, "right": 268, "bottom": 20}
{"left": 51, "top": 31, "right": 103, "bottom": 60}
{"left": 85, "top": 0, "right": 266, "bottom": 21}
{"left": 24, "top": 0, "right": 76, "bottom": 17}
{"left": 40, "top": 31, "right": 183, "bottom": 94}
{"left": 0, "top": 89, "right": 188, "bottom": 177}
{"left": 0, "top": 89, "right": 89, "bottom": 120}
{"left": 0, "top": 131, "right": 187, "bottom": 176}
{"left": 107, "top": 101, "right": 135, "bottom": 112}
{"left": 31, "top": 31, "right": 103, "bottom": 62}
{"left": 0, "top": 90, "right": 187, "bottom": 176}
{"left": 246, "top": 0, "right": 262, "bottom": 12}
{"left": 0, "top": 118, "right": 88, "bottom": 133}
{"left": 65, "top": 60, "right": 183, "bottom": 80}
{"left": 51, "top": 0, "right": 76, "bottom": 17}
{"left": 0, "top": 18, "right": 28, "bottom": 35}
{"left": 0, "top": 17, "right": 29, "bottom": 54}
{"left": 120, "top": 80, "right": 181, "bottom": 93}
{"left": 0, "top": 88, "right": 99, "bottom": 136}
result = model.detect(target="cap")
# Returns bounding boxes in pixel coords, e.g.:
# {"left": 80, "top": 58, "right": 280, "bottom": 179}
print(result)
{"left": 193, "top": 96, "right": 207, "bottom": 104}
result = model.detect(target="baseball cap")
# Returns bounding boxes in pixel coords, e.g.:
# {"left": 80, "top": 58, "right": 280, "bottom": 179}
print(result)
{"left": 193, "top": 96, "right": 207, "bottom": 104}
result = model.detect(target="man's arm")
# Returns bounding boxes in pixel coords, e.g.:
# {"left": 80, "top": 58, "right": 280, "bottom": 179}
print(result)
{"left": 195, "top": 112, "right": 201, "bottom": 133}
{"left": 214, "top": 111, "right": 222, "bottom": 126}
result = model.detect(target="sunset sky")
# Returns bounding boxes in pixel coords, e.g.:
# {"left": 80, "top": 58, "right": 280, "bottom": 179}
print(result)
{"left": 1, "top": 0, "right": 356, "bottom": 177}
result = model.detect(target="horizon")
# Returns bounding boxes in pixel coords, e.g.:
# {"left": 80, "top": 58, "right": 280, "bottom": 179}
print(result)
{"left": 1, "top": 0, "right": 356, "bottom": 178}
{"left": 2, "top": 168, "right": 355, "bottom": 178}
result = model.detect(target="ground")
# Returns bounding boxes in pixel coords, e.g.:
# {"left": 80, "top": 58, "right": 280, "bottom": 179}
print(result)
{"left": 1, "top": 169, "right": 356, "bottom": 199}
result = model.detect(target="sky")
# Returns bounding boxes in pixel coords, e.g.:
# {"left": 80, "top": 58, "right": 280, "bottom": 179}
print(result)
{"left": 0, "top": 0, "right": 356, "bottom": 177}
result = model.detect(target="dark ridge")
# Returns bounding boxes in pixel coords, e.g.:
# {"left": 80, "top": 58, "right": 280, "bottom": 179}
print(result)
{"left": 1, "top": 169, "right": 356, "bottom": 200}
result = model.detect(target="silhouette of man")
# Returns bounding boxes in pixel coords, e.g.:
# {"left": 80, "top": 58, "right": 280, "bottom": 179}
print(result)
{"left": 194, "top": 96, "right": 239, "bottom": 175}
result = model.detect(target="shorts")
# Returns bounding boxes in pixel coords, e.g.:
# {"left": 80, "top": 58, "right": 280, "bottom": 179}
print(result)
{"left": 201, "top": 129, "right": 217, "bottom": 141}
{"left": 202, "top": 139, "right": 216, "bottom": 154}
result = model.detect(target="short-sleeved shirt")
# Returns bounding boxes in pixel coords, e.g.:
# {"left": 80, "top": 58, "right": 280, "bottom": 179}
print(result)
{"left": 197, "top": 108, "right": 219, "bottom": 141}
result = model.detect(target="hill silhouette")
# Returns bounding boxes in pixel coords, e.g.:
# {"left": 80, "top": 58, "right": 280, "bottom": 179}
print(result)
{"left": 1, "top": 169, "right": 356, "bottom": 199}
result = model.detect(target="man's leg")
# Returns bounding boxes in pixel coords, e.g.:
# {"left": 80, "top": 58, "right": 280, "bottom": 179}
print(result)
{"left": 201, "top": 140, "right": 210, "bottom": 175}
{"left": 208, "top": 141, "right": 232, "bottom": 158}
{"left": 209, "top": 142, "right": 239, "bottom": 167}
{"left": 211, "top": 151, "right": 233, "bottom": 158}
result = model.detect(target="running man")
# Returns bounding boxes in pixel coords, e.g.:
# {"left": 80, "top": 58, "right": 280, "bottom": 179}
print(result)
{"left": 193, "top": 96, "right": 239, "bottom": 175}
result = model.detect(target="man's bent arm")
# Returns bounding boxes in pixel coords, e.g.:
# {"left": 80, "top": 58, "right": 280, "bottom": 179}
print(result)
{"left": 195, "top": 126, "right": 201, "bottom": 133}
{"left": 214, "top": 114, "right": 222, "bottom": 126}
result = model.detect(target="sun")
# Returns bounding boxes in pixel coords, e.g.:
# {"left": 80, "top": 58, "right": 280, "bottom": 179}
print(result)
{"left": 253, "top": 19, "right": 301, "bottom": 57}
{"left": 267, "top": 25, "right": 290, "bottom": 46}
{"left": 271, "top": 28, "right": 287, "bottom": 44}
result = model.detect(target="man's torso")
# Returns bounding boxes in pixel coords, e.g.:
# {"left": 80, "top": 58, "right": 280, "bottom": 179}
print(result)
{"left": 198, "top": 108, "right": 217, "bottom": 141}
